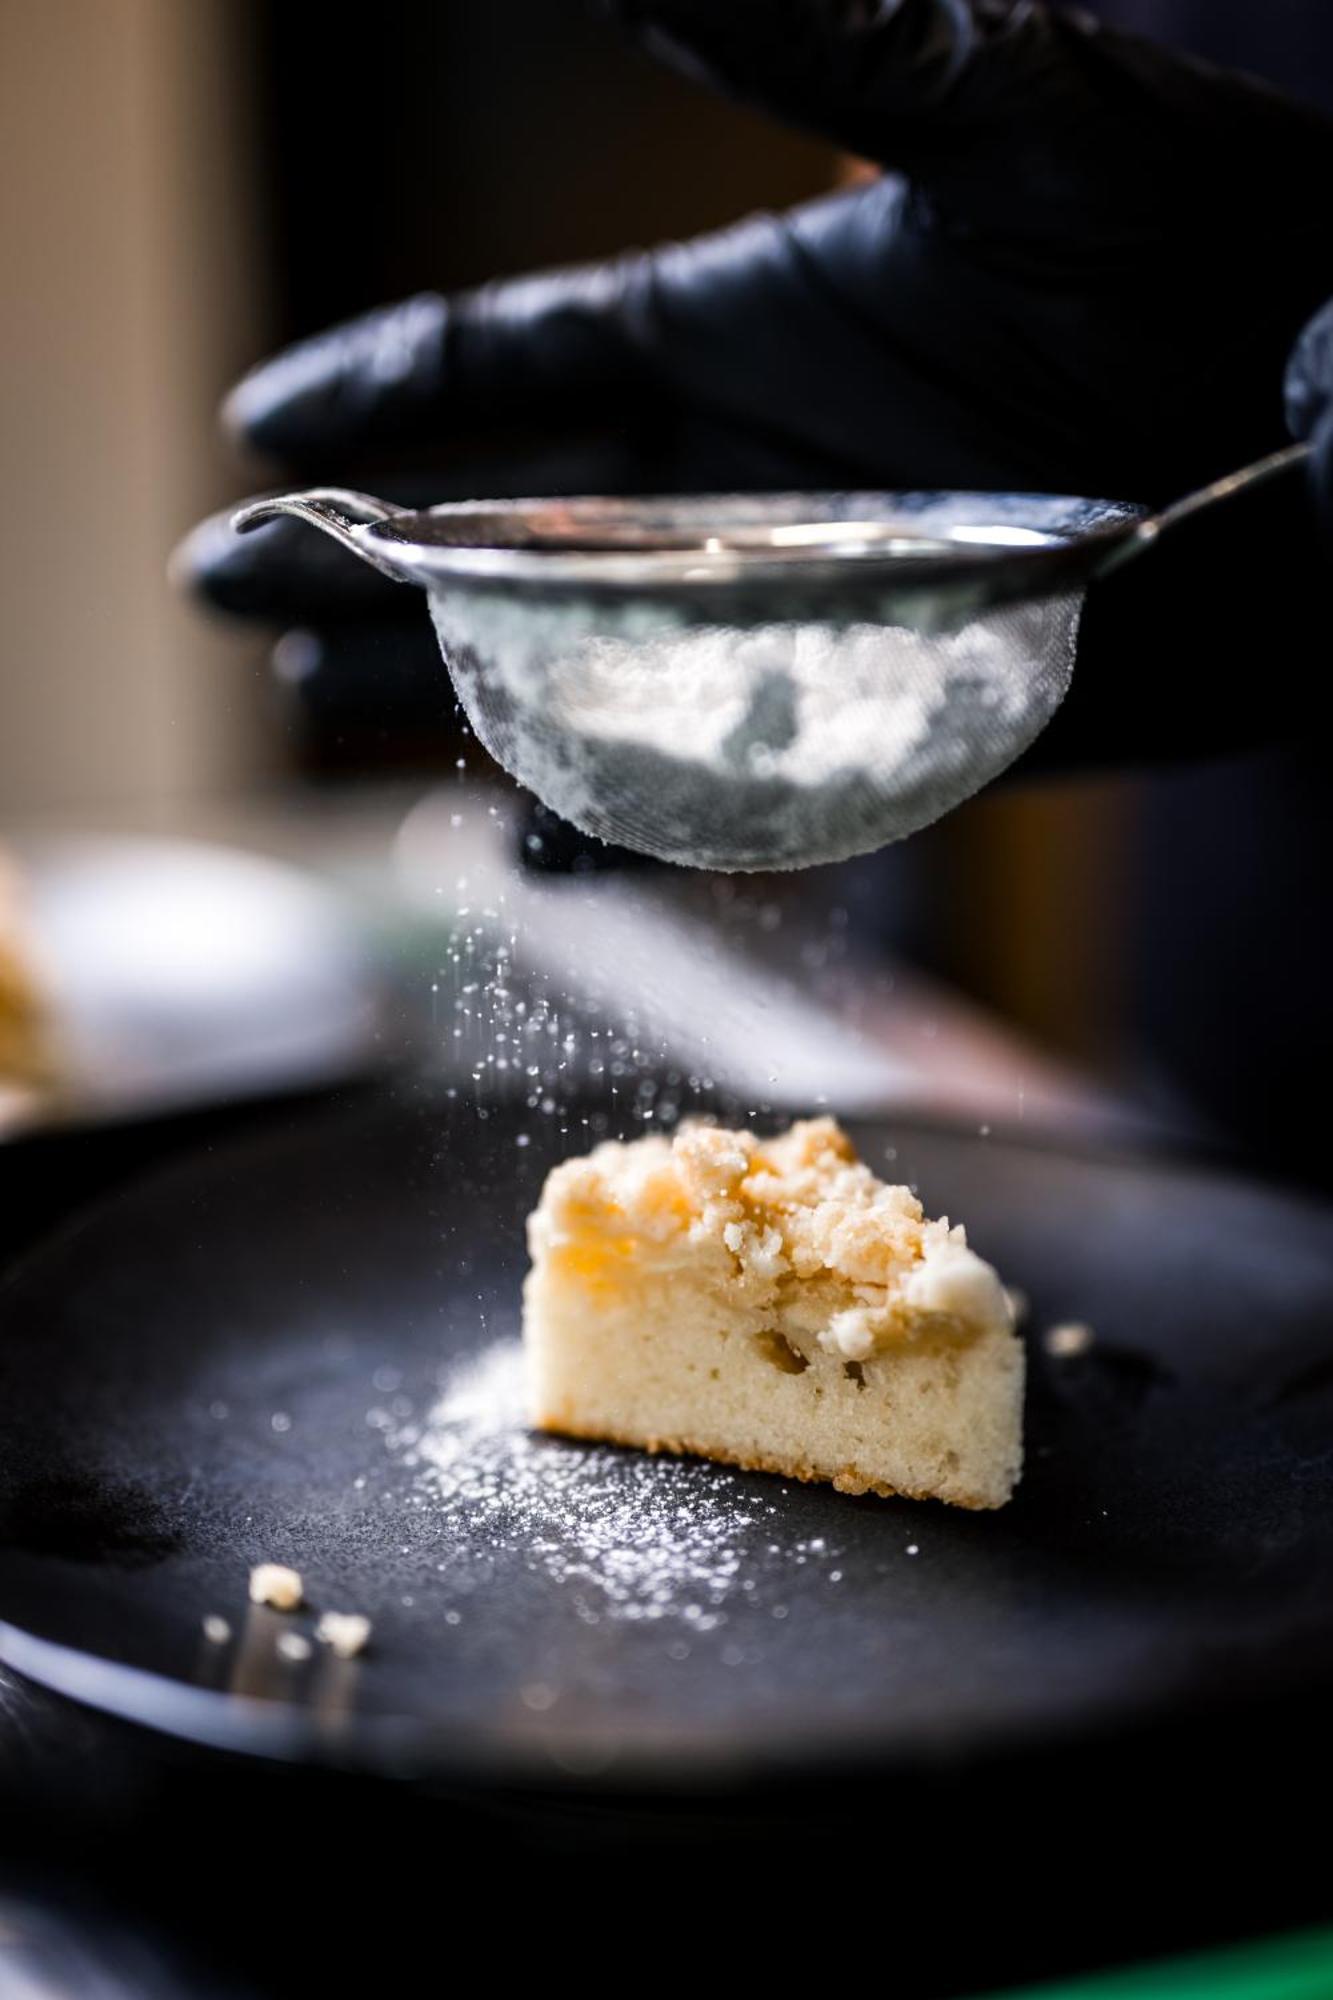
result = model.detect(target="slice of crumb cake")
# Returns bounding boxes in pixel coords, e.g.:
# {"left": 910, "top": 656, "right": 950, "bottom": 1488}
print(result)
{"left": 523, "top": 1117, "right": 1023, "bottom": 1509}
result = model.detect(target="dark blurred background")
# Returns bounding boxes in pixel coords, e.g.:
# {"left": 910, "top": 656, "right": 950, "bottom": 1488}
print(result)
{"left": 1, "top": 0, "right": 1329, "bottom": 1182}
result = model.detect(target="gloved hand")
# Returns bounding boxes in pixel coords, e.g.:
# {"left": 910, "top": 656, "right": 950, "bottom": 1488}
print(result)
{"left": 1286, "top": 296, "right": 1333, "bottom": 533}
{"left": 181, "top": 0, "right": 1333, "bottom": 782}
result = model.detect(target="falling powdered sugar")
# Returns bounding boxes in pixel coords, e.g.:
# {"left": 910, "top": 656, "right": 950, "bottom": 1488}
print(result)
{"left": 392, "top": 1340, "right": 835, "bottom": 1632}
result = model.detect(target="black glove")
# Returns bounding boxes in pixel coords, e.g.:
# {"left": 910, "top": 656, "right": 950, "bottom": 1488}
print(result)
{"left": 1286, "top": 296, "right": 1333, "bottom": 534}
{"left": 182, "top": 0, "right": 1333, "bottom": 780}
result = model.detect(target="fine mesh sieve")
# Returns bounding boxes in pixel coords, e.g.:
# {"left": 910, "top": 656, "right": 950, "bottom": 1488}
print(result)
{"left": 233, "top": 450, "right": 1306, "bottom": 871}
{"left": 429, "top": 584, "right": 1084, "bottom": 871}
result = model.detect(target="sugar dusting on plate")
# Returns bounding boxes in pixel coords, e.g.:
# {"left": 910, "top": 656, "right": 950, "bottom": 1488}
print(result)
{"left": 391, "top": 1340, "right": 839, "bottom": 1633}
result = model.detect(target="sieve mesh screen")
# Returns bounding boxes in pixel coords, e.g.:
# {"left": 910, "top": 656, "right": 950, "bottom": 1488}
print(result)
{"left": 432, "top": 588, "right": 1085, "bottom": 872}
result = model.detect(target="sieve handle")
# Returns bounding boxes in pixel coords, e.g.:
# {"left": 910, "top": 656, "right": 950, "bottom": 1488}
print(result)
{"left": 231, "top": 489, "right": 412, "bottom": 582}
{"left": 1102, "top": 440, "right": 1313, "bottom": 576}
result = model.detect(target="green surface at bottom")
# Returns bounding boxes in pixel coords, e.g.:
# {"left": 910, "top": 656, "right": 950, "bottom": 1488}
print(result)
{"left": 988, "top": 1929, "right": 1333, "bottom": 2000}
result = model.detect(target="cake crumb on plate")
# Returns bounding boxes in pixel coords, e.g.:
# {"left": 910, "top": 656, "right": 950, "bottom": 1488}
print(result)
{"left": 249, "top": 1562, "right": 304, "bottom": 1611}
{"left": 315, "top": 1611, "right": 372, "bottom": 1659}
{"left": 1044, "top": 1321, "right": 1095, "bottom": 1358}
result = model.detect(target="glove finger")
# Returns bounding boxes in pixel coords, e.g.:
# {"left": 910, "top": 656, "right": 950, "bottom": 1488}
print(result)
{"left": 607, "top": 1, "right": 1333, "bottom": 245}
{"left": 223, "top": 271, "right": 659, "bottom": 469}
{"left": 271, "top": 622, "right": 460, "bottom": 758}
{"left": 607, "top": 0, "right": 973, "bottom": 147}
{"left": 1285, "top": 296, "right": 1333, "bottom": 441}
{"left": 224, "top": 294, "right": 452, "bottom": 465}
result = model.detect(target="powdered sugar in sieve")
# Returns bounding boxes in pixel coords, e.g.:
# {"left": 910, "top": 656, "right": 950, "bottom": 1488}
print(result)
{"left": 432, "top": 590, "right": 1083, "bottom": 871}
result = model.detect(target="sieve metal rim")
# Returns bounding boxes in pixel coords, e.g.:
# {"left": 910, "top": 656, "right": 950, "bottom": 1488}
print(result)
{"left": 235, "top": 487, "right": 1144, "bottom": 615}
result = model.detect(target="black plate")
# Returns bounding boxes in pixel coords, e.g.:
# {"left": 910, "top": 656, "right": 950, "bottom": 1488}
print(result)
{"left": 0, "top": 1089, "right": 1331, "bottom": 1787}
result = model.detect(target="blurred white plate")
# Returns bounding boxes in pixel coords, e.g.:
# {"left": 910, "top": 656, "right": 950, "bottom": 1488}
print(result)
{"left": 4, "top": 834, "right": 387, "bottom": 1134}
